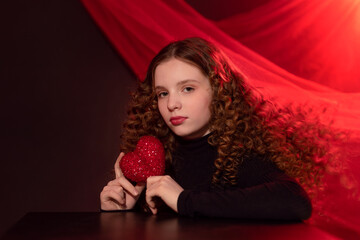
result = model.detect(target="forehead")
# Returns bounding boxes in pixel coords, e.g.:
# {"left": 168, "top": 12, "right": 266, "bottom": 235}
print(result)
{"left": 154, "top": 58, "right": 208, "bottom": 86}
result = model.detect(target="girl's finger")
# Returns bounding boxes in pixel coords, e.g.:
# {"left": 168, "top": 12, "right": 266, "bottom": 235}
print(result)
{"left": 149, "top": 207, "right": 157, "bottom": 215}
{"left": 145, "top": 184, "right": 160, "bottom": 214}
{"left": 107, "top": 178, "right": 122, "bottom": 186}
{"left": 146, "top": 176, "right": 162, "bottom": 186}
{"left": 103, "top": 185, "right": 125, "bottom": 198}
{"left": 134, "top": 182, "right": 146, "bottom": 193}
{"left": 100, "top": 189, "right": 125, "bottom": 206}
{"left": 118, "top": 176, "right": 140, "bottom": 196}
{"left": 114, "top": 152, "right": 125, "bottom": 178}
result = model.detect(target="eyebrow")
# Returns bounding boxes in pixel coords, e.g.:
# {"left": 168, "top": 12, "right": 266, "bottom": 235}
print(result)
{"left": 154, "top": 79, "right": 200, "bottom": 91}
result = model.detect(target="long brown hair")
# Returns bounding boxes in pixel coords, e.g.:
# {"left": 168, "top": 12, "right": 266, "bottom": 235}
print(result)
{"left": 121, "top": 37, "right": 349, "bottom": 200}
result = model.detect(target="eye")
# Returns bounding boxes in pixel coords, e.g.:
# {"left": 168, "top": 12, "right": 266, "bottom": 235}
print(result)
{"left": 183, "top": 87, "right": 195, "bottom": 93}
{"left": 157, "top": 91, "right": 168, "bottom": 98}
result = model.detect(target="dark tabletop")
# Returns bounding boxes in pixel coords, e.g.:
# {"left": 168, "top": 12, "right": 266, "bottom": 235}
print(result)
{"left": 1, "top": 212, "right": 339, "bottom": 240}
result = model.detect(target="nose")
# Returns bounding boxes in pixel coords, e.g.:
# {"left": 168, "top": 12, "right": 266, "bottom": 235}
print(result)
{"left": 167, "top": 93, "right": 181, "bottom": 111}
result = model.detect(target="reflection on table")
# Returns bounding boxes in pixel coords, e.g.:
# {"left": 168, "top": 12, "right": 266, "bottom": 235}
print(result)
{"left": 2, "top": 211, "right": 339, "bottom": 240}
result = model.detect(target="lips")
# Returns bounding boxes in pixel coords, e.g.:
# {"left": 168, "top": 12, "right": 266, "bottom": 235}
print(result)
{"left": 170, "top": 116, "right": 187, "bottom": 125}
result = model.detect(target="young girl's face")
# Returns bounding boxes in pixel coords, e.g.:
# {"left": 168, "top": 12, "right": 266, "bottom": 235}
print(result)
{"left": 154, "top": 58, "right": 212, "bottom": 140}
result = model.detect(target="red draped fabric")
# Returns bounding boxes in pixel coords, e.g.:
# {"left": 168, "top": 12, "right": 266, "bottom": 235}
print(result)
{"left": 215, "top": 0, "right": 360, "bottom": 93}
{"left": 80, "top": 0, "right": 360, "bottom": 238}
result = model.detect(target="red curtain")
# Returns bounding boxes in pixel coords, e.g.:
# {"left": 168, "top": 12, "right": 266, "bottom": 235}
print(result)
{"left": 81, "top": 0, "right": 360, "bottom": 238}
{"left": 215, "top": 0, "right": 360, "bottom": 93}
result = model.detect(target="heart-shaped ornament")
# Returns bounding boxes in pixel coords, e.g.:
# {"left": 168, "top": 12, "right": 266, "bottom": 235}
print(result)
{"left": 120, "top": 136, "right": 165, "bottom": 183}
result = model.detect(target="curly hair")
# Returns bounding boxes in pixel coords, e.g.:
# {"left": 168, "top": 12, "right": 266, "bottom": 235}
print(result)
{"left": 120, "top": 37, "right": 350, "bottom": 201}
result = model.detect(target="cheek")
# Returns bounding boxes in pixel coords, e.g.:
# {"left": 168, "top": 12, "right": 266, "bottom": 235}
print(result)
{"left": 203, "top": 99, "right": 212, "bottom": 119}
{"left": 204, "top": 95, "right": 213, "bottom": 119}
{"left": 194, "top": 95, "right": 212, "bottom": 118}
{"left": 157, "top": 100, "right": 167, "bottom": 119}
{"left": 202, "top": 92, "right": 212, "bottom": 110}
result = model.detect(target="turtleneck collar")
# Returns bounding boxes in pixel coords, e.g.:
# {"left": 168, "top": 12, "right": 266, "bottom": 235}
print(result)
{"left": 175, "top": 133, "right": 212, "bottom": 147}
{"left": 175, "top": 132, "right": 212, "bottom": 151}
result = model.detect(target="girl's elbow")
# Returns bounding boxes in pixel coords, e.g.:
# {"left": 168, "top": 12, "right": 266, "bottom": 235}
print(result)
{"left": 299, "top": 198, "right": 313, "bottom": 220}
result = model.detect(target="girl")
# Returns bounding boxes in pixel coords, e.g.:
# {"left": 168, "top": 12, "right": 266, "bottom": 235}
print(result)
{"left": 100, "top": 37, "right": 340, "bottom": 220}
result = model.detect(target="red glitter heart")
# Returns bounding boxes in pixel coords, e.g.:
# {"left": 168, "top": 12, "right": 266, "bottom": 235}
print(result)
{"left": 120, "top": 136, "right": 165, "bottom": 183}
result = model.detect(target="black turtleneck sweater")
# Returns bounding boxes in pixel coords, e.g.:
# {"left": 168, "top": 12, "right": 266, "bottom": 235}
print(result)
{"left": 171, "top": 134, "right": 312, "bottom": 220}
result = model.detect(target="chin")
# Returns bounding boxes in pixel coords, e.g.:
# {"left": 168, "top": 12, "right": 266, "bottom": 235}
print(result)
{"left": 171, "top": 128, "right": 193, "bottom": 138}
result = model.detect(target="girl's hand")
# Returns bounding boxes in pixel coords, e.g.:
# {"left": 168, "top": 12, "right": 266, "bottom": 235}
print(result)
{"left": 146, "top": 175, "right": 184, "bottom": 214}
{"left": 100, "top": 152, "right": 146, "bottom": 211}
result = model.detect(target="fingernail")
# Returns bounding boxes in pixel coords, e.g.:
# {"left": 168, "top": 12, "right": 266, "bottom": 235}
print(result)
{"left": 133, "top": 190, "right": 138, "bottom": 196}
